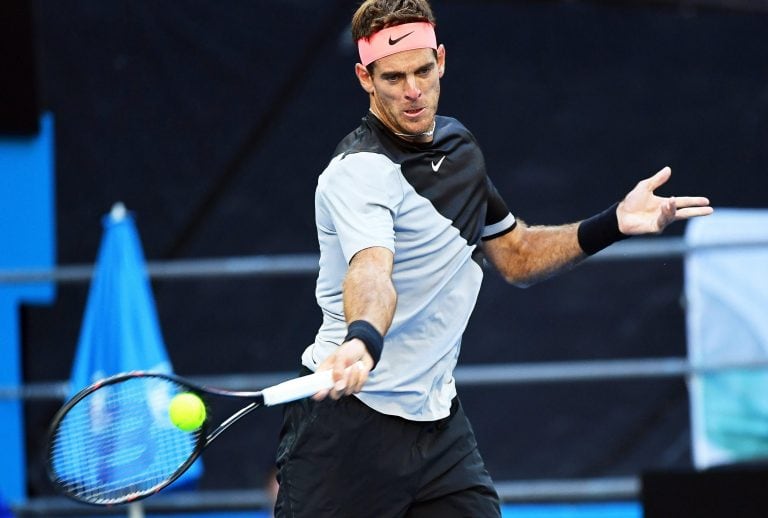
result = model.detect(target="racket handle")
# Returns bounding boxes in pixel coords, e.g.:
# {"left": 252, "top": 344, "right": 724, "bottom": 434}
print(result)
{"left": 261, "top": 370, "right": 335, "bottom": 406}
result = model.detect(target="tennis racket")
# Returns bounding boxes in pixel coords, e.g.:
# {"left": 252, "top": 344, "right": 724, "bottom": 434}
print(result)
{"left": 46, "top": 369, "right": 337, "bottom": 506}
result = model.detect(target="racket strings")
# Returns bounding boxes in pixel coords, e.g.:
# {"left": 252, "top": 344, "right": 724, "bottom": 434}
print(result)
{"left": 48, "top": 377, "right": 203, "bottom": 505}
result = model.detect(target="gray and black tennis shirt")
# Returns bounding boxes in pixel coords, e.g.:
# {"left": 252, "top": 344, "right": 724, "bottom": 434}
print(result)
{"left": 301, "top": 113, "right": 516, "bottom": 421}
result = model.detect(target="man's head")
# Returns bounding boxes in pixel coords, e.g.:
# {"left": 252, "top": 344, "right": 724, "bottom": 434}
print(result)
{"left": 351, "top": 0, "right": 436, "bottom": 48}
{"left": 352, "top": 0, "right": 445, "bottom": 142}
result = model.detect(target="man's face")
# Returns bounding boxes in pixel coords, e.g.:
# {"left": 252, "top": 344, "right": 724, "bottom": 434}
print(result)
{"left": 357, "top": 46, "right": 446, "bottom": 142}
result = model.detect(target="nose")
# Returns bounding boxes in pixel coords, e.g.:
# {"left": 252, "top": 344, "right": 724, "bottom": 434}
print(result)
{"left": 404, "top": 75, "right": 421, "bottom": 101}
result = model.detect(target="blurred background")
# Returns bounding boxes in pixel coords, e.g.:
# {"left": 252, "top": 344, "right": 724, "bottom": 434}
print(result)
{"left": 2, "top": 0, "right": 768, "bottom": 516}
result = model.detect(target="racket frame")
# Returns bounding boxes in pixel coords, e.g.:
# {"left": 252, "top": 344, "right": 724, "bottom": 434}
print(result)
{"left": 46, "top": 367, "right": 336, "bottom": 505}
{"left": 45, "top": 370, "right": 265, "bottom": 506}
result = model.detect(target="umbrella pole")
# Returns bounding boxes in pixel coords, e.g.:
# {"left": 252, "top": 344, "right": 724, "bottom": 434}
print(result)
{"left": 128, "top": 502, "right": 145, "bottom": 518}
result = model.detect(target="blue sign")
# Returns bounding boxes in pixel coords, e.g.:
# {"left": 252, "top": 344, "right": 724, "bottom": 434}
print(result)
{"left": 0, "top": 114, "right": 56, "bottom": 502}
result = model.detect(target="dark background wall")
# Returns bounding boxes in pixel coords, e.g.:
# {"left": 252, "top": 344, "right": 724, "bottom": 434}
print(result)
{"left": 15, "top": 0, "right": 768, "bottom": 496}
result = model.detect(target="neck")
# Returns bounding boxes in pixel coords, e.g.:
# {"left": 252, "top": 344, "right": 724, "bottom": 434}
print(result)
{"left": 393, "top": 119, "right": 436, "bottom": 142}
{"left": 369, "top": 109, "right": 435, "bottom": 143}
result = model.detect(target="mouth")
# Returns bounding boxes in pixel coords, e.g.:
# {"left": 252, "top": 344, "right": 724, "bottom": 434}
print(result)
{"left": 403, "top": 107, "right": 426, "bottom": 118}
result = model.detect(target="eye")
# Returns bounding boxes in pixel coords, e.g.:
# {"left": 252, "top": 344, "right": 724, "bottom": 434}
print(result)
{"left": 381, "top": 73, "right": 401, "bottom": 83}
{"left": 417, "top": 64, "right": 434, "bottom": 76}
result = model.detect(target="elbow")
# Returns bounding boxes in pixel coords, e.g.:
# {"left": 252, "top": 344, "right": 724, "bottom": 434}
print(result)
{"left": 497, "top": 268, "right": 536, "bottom": 289}
{"left": 508, "top": 277, "right": 536, "bottom": 289}
{"left": 510, "top": 278, "right": 535, "bottom": 289}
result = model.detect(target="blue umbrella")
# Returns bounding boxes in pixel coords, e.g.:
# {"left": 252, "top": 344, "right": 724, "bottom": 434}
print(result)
{"left": 68, "top": 202, "right": 202, "bottom": 491}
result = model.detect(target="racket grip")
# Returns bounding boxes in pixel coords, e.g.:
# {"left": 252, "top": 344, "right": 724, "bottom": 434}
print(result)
{"left": 261, "top": 370, "right": 335, "bottom": 406}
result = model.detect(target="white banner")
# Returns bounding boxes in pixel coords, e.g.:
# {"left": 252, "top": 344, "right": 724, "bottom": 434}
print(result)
{"left": 685, "top": 208, "right": 768, "bottom": 469}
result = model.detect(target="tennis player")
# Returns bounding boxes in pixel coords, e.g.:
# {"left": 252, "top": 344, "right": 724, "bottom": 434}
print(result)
{"left": 274, "top": 1, "right": 713, "bottom": 516}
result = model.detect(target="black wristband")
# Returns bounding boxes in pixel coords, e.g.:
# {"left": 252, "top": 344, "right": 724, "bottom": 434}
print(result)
{"left": 345, "top": 320, "right": 384, "bottom": 370}
{"left": 577, "top": 202, "right": 629, "bottom": 256}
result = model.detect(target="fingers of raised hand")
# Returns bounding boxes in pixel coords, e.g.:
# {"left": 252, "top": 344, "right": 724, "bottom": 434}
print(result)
{"left": 644, "top": 166, "right": 672, "bottom": 191}
{"left": 672, "top": 196, "right": 714, "bottom": 221}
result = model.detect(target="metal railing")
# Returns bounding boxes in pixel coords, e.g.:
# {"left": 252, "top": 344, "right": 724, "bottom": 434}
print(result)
{"left": 1, "top": 236, "right": 767, "bottom": 285}
{"left": 6, "top": 356, "right": 768, "bottom": 403}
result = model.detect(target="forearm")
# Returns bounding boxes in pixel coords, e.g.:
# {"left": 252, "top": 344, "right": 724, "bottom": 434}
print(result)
{"left": 343, "top": 248, "right": 397, "bottom": 335}
{"left": 313, "top": 247, "right": 396, "bottom": 399}
{"left": 485, "top": 220, "right": 585, "bottom": 287}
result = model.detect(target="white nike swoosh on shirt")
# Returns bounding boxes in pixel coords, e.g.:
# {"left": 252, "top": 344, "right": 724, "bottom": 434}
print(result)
{"left": 431, "top": 156, "right": 446, "bottom": 172}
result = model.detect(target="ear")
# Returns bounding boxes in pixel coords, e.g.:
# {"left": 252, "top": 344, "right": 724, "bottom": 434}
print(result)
{"left": 355, "top": 63, "right": 375, "bottom": 94}
{"left": 436, "top": 44, "right": 446, "bottom": 78}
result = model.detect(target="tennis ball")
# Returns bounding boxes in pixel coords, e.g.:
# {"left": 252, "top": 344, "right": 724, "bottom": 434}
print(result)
{"left": 168, "top": 392, "right": 206, "bottom": 432}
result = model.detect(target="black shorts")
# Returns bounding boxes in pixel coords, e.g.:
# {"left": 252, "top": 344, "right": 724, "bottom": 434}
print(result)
{"left": 274, "top": 380, "right": 500, "bottom": 518}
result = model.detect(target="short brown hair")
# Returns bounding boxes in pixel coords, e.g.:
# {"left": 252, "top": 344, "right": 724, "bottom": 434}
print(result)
{"left": 351, "top": 0, "right": 436, "bottom": 42}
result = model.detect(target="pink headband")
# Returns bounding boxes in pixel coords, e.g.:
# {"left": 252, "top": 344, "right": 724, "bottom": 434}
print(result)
{"left": 357, "top": 22, "right": 437, "bottom": 67}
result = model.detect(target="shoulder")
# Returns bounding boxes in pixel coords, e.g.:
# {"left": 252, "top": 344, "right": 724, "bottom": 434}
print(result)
{"left": 435, "top": 115, "right": 477, "bottom": 143}
{"left": 321, "top": 151, "right": 395, "bottom": 182}
{"left": 318, "top": 151, "right": 401, "bottom": 200}
{"left": 333, "top": 117, "right": 386, "bottom": 158}
{"left": 436, "top": 115, "right": 467, "bottom": 132}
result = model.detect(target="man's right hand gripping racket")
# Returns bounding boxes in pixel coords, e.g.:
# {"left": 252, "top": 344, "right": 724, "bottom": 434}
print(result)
{"left": 46, "top": 369, "right": 338, "bottom": 506}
